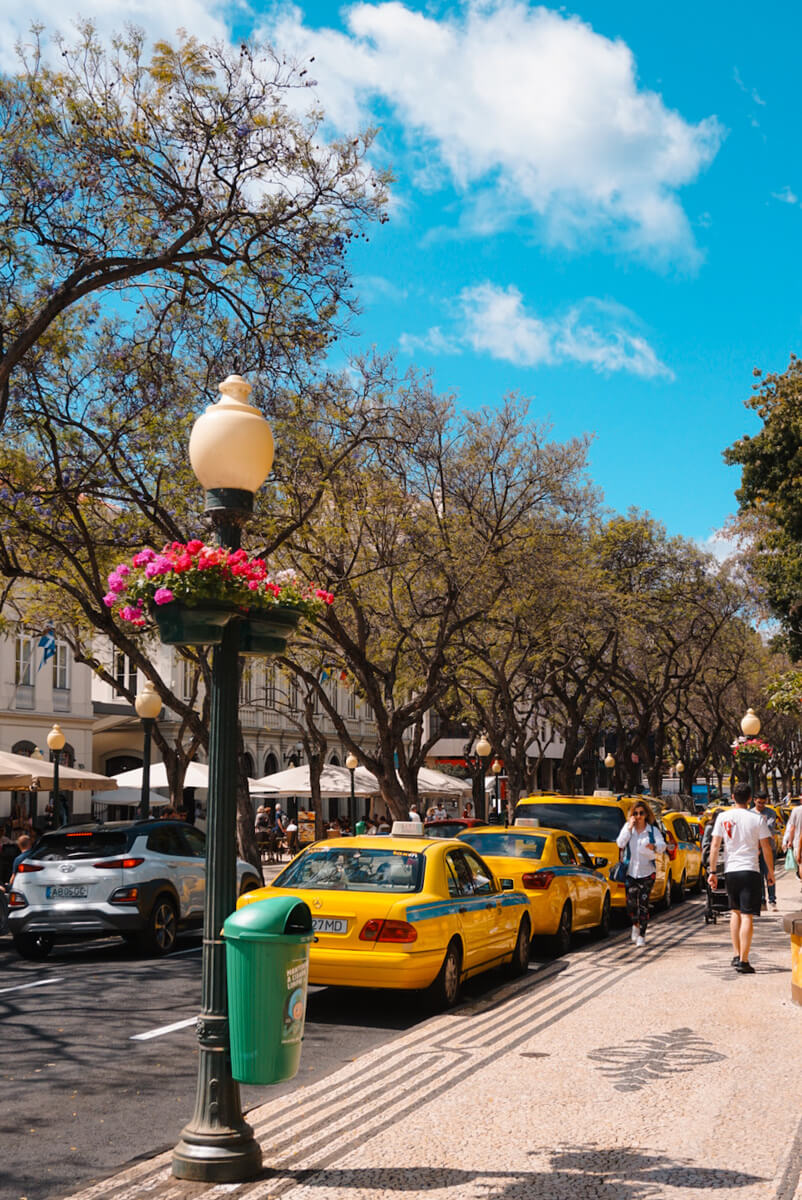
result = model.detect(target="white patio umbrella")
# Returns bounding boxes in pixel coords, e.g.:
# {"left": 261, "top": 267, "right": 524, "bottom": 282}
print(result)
{"left": 251, "top": 763, "right": 379, "bottom": 797}
{"left": 0, "top": 749, "right": 117, "bottom": 791}
{"left": 415, "top": 766, "right": 472, "bottom": 796}
{"left": 92, "top": 787, "right": 170, "bottom": 808}
{"left": 112, "top": 761, "right": 211, "bottom": 790}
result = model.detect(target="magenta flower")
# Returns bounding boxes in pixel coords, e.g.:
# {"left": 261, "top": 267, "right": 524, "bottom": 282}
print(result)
{"left": 107, "top": 574, "right": 127, "bottom": 594}
{"left": 132, "top": 549, "right": 156, "bottom": 567}
{"left": 103, "top": 592, "right": 116, "bottom": 608}
{"left": 153, "top": 587, "right": 174, "bottom": 606}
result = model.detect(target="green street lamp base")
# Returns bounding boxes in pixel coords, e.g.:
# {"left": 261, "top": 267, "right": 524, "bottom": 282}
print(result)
{"left": 172, "top": 1122, "right": 262, "bottom": 1182}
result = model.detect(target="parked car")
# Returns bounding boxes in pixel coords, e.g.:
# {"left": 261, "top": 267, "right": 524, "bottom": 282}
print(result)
{"left": 513, "top": 794, "right": 674, "bottom": 912}
{"left": 458, "top": 824, "right": 611, "bottom": 955}
{"left": 661, "top": 811, "right": 704, "bottom": 899}
{"left": 7, "top": 821, "right": 261, "bottom": 959}
{"left": 423, "top": 817, "right": 486, "bottom": 838}
{"left": 237, "top": 830, "right": 531, "bottom": 1008}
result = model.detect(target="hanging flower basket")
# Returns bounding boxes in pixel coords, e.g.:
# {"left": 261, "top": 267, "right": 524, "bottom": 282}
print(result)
{"left": 103, "top": 541, "right": 333, "bottom": 649}
{"left": 239, "top": 607, "right": 302, "bottom": 656}
{"left": 152, "top": 601, "right": 236, "bottom": 647}
{"left": 731, "top": 736, "right": 773, "bottom": 769}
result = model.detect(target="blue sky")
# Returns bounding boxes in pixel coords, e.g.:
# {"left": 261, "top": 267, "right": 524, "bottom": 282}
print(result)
{"left": 2, "top": 0, "right": 799, "bottom": 547}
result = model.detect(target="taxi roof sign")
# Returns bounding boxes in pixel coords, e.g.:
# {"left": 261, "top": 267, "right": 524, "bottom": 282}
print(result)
{"left": 514, "top": 817, "right": 540, "bottom": 828}
{"left": 391, "top": 820, "right": 424, "bottom": 836}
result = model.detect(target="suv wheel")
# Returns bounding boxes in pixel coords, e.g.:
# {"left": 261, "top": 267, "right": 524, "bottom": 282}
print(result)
{"left": 13, "top": 932, "right": 54, "bottom": 960}
{"left": 139, "top": 896, "right": 178, "bottom": 956}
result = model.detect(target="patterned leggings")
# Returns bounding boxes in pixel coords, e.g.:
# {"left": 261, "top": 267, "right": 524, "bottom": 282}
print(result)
{"left": 625, "top": 874, "right": 655, "bottom": 935}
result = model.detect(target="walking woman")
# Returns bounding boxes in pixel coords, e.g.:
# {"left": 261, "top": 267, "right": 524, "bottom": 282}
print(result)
{"left": 616, "top": 800, "right": 665, "bottom": 947}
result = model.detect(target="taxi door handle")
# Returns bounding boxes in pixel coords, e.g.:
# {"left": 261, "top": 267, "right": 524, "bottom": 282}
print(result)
{"left": 458, "top": 905, "right": 468, "bottom": 913}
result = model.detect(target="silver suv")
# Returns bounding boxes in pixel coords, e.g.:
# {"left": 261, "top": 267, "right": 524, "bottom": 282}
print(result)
{"left": 8, "top": 820, "right": 261, "bottom": 959}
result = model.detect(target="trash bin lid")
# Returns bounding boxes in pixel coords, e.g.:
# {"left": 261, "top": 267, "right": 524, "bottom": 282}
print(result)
{"left": 223, "top": 894, "right": 313, "bottom": 940}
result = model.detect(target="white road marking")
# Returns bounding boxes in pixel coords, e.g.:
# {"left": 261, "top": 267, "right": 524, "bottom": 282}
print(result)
{"left": 165, "top": 945, "right": 202, "bottom": 957}
{"left": 130, "top": 1016, "right": 196, "bottom": 1041}
{"left": 0, "top": 976, "right": 63, "bottom": 995}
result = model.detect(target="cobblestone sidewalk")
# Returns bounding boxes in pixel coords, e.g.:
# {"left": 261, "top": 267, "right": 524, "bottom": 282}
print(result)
{"left": 63, "top": 869, "right": 802, "bottom": 1200}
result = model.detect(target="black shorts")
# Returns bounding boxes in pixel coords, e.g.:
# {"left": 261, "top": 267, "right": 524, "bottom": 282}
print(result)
{"left": 725, "top": 870, "right": 762, "bottom": 916}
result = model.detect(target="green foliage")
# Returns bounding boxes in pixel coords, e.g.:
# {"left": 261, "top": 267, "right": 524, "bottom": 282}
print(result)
{"left": 724, "top": 356, "right": 802, "bottom": 656}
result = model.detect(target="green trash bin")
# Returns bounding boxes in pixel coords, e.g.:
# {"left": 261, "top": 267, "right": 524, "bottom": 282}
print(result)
{"left": 223, "top": 895, "right": 314, "bottom": 1085}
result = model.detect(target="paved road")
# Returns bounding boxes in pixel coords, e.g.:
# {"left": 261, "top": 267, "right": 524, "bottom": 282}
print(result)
{"left": 0, "top": 915, "right": 617, "bottom": 1200}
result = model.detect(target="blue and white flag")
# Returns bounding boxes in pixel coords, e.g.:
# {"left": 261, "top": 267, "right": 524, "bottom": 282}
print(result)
{"left": 38, "top": 630, "right": 56, "bottom": 670}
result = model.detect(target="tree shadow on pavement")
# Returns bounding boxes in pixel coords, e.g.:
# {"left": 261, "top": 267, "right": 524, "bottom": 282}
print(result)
{"left": 271, "top": 1145, "right": 765, "bottom": 1198}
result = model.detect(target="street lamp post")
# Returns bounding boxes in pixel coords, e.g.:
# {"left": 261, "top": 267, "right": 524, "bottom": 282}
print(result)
{"left": 676, "top": 760, "right": 685, "bottom": 800}
{"left": 30, "top": 746, "right": 44, "bottom": 826}
{"left": 491, "top": 758, "right": 502, "bottom": 820}
{"left": 172, "top": 375, "right": 274, "bottom": 1184}
{"left": 135, "top": 682, "right": 161, "bottom": 822}
{"left": 575, "top": 765, "right": 582, "bottom": 796}
{"left": 47, "top": 723, "right": 66, "bottom": 826}
{"left": 345, "top": 752, "right": 358, "bottom": 832}
{"left": 604, "top": 752, "right": 615, "bottom": 791}
{"left": 474, "top": 734, "right": 491, "bottom": 821}
{"left": 741, "top": 707, "right": 761, "bottom": 795}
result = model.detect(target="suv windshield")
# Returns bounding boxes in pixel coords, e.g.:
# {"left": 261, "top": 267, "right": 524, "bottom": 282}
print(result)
{"left": 515, "top": 802, "right": 625, "bottom": 843}
{"left": 276, "top": 847, "right": 424, "bottom": 892}
{"left": 460, "top": 833, "right": 545, "bottom": 860}
{"left": 30, "top": 830, "right": 134, "bottom": 860}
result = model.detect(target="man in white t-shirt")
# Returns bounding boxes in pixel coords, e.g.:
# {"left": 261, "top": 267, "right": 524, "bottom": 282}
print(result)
{"left": 431, "top": 802, "right": 448, "bottom": 821}
{"left": 783, "top": 801, "right": 802, "bottom": 876}
{"left": 709, "top": 782, "right": 774, "bottom": 974}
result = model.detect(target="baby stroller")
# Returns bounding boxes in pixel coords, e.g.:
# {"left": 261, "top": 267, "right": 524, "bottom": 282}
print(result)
{"left": 701, "top": 832, "right": 729, "bottom": 924}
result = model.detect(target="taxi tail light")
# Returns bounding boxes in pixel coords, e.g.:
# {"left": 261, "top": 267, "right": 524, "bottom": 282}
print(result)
{"left": 8, "top": 891, "right": 27, "bottom": 908}
{"left": 93, "top": 858, "right": 145, "bottom": 870}
{"left": 16, "top": 861, "right": 44, "bottom": 873}
{"left": 665, "top": 838, "right": 678, "bottom": 862}
{"left": 359, "top": 919, "right": 418, "bottom": 943}
{"left": 522, "top": 871, "right": 554, "bottom": 890}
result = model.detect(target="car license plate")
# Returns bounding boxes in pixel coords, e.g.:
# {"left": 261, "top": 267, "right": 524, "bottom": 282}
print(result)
{"left": 312, "top": 917, "right": 348, "bottom": 935}
{"left": 45, "top": 885, "right": 88, "bottom": 900}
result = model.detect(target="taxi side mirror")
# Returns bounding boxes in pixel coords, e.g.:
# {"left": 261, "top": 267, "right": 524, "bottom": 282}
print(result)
{"left": 500, "top": 878, "right": 514, "bottom": 890}
{"left": 593, "top": 856, "right": 608, "bottom": 868}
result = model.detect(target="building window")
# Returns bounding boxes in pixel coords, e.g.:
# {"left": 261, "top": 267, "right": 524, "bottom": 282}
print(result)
{"left": 114, "top": 650, "right": 136, "bottom": 694}
{"left": 290, "top": 676, "right": 299, "bottom": 711}
{"left": 347, "top": 687, "right": 356, "bottom": 718}
{"left": 240, "top": 670, "right": 251, "bottom": 705}
{"left": 264, "top": 664, "right": 276, "bottom": 708}
{"left": 178, "top": 657, "right": 196, "bottom": 703}
{"left": 15, "top": 634, "right": 33, "bottom": 687}
{"left": 52, "top": 640, "right": 70, "bottom": 691}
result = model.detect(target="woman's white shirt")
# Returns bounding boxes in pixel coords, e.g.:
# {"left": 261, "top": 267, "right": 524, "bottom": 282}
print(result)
{"left": 616, "top": 823, "right": 666, "bottom": 878}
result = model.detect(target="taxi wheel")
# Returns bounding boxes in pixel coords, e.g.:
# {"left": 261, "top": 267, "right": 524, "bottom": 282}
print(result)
{"left": 13, "top": 932, "right": 54, "bottom": 960}
{"left": 597, "top": 893, "right": 611, "bottom": 938}
{"left": 551, "top": 903, "right": 572, "bottom": 957}
{"left": 426, "top": 939, "right": 463, "bottom": 1010}
{"left": 662, "top": 877, "right": 673, "bottom": 911}
{"left": 507, "top": 916, "right": 531, "bottom": 977}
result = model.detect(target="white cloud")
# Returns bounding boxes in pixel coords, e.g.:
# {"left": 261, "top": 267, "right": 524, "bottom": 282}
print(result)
{"left": 261, "top": 2, "right": 722, "bottom": 264}
{"left": 401, "top": 283, "right": 673, "bottom": 379}
{"left": 772, "top": 186, "right": 800, "bottom": 206}
{"left": 0, "top": 0, "right": 232, "bottom": 70}
{"left": 700, "top": 531, "right": 739, "bottom": 563}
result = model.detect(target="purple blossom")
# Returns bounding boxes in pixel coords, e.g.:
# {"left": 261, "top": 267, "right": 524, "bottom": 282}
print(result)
{"left": 153, "top": 587, "right": 174, "bottom": 606}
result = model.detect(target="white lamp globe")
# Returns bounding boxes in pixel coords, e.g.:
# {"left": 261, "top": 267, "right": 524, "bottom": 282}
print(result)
{"left": 189, "top": 375, "right": 274, "bottom": 494}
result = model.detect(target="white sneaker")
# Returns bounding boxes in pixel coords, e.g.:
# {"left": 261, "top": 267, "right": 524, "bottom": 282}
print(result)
{"left": 636, "top": 935, "right": 646, "bottom": 948}
{"left": 631, "top": 926, "right": 638, "bottom": 943}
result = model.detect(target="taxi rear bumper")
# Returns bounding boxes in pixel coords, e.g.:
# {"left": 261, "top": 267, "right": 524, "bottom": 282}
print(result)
{"left": 308, "top": 944, "right": 446, "bottom": 990}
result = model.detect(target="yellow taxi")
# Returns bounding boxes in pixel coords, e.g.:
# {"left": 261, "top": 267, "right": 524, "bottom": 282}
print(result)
{"left": 457, "top": 824, "right": 611, "bottom": 955}
{"left": 236, "top": 831, "right": 532, "bottom": 1008}
{"left": 661, "top": 811, "right": 704, "bottom": 899}
{"left": 514, "top": 794, "right": 673, "bottom": 912}
{"left": 685, "top": 814, "right": 704, "bottom": 845}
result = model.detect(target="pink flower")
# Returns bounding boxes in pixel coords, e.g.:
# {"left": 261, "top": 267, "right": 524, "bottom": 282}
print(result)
{"left": 153, "top": 587, "right": 175, "bottom": 605}
{"left": 103, "top": 592, "right": 116, "bottom": 608}
{"left": 132, "top": 548, "right": 156, "bottom": 566}
{"left": 115, "top": 564, "right": 130, "bottom": 576}
{"left": 144, "top": 562, "right": 161, "bottom": 579}
{"left": 187, "top": 539, "right": 204, "bottom": 554}
{"left": 107, "top": 574, "right": 127, "bottom": 594}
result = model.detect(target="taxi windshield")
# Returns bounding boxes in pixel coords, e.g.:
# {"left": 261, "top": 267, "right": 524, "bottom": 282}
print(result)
{"left": 275, "top": 847, "right": 424, "bottom": 893}
{"left": 515, "top": 802, "right": 625, "bottom": 842}
{"left": 460, "top": 833, "right": 545, "bottom": 860}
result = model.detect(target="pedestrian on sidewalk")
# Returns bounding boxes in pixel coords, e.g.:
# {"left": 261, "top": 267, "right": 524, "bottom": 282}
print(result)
{"left": 783, "top": 799, "right": 802, "bottom": 881}
{"left": 753, "top": 792, "right": 778, "bottom": 910}
{"left": 616, "top": 799, "right": 665, "bottom": 948}
{"left": 709, "top": 782, "right": 774, "bottom": 974}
